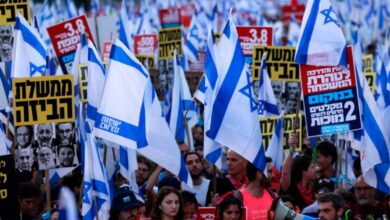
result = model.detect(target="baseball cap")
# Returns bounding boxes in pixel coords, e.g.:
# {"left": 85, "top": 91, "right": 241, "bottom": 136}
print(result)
{"left": 113, "top": 187, "right": 143, "bottom": 211}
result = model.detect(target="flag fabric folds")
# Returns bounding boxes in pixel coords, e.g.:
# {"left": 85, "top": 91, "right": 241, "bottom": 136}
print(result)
{"left": 0, "top": 125, "right": 11, "bottom": 156}
{"left": 184, "top": 10, "right": 202, "bottom": 62}
{"left": 118, "top": 0, "right": 134, "bottom": 50}
{"left": 94, "top": 39, "right": 192, "bottom": 187}
{"left": 258, "top": 54, "right": 279, "bottom": 118}
{"left": 12, "top": 13, "right": 47, "bottom": 78}
{"left": 58, "top": 187, "right": 78, "bottom": 220}
{"left": 265, "top": 113, "right": 284, "bottom": 171}
{"left": 205, "top": 18, "right": 266, "bottom": 171}
{"left": 356, "top": 60, "right": 390, "bottom": 193}
{"left": 295, "top": 0, "right": 347, "bottom": 66}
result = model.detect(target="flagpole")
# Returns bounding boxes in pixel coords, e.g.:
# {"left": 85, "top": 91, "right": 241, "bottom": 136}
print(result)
{"left": 45, "top": 170, "right": 52, "bottom": 210}
{"left": 344, "top": 140, "right": 349, "bottom": 188}
{"left": 293, "top": 88, "right": 301, "bottom": 137}
{"left": 336, "top": 138, "right": 342, "bottom": 189}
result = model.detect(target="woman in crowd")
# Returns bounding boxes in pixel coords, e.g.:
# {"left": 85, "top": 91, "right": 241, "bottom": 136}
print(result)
{"left": 217, "top": 194, "right": 243, "bottom": 220}
{"left": 151, "top": 186, "right": 184, "bottom": 220}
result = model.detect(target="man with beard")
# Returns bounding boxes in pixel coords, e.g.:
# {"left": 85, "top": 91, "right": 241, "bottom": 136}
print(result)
{"left": 182, "top": 152, "right": 210, "bottom": 206}
{"left": 37, "top": 146, "right": 56, "bottom": 170}
{"left": 135, "top": 156, "right": 151, "bottom": 196}
{"left": 36, "top": 123, "right": 54, "bottom": 148}
{"left": 317, "top": 193, "right": 345, "bottom": 220}
{"left": 56, "top": 122, "right": 75, "bottom": 146}
{"left": 57, "top": 145, "right": 76, "bottom": 167}
{"left": 353, "top": 175, "right": 385, "bottom": 219}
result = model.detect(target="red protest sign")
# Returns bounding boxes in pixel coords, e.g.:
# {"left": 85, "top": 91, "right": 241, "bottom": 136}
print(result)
{"left": 282, "top": 4, "right": 305, "bottom": 24}
{"left": 237, "top": 26, "right": 273, "bottom": 56}
{"left": 47, "top": 15, "right": 94, "bottom": 74}
{"left": 180, "top": 3, "right": 196, "bottom": 29}
{"left": 134, "top": 34, "right": 158, "bottom": 57}
{"left": 102, "top": 41, "right": 112, "bottom": 62}
{"left": 159, "top": 7, "right": 181, "bottom": 28}
{"left": 197, "top": 207, "right": 247, "bottom": 220}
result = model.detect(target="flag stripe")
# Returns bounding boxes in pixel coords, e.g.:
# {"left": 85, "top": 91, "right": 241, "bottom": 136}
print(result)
{"left": 110, "top": 44, "right": 148, "bottom": 78}
{"left": 207, "top": 42, "right": 245, "bottom": 139}
{"left": 88, "top": 48, "right": 106, "bottom": 75}
{"left": 15, "top": 17, "right": 46, "bottom": 58}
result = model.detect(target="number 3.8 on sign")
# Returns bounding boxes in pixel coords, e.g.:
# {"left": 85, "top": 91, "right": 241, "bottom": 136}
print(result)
{"left": 64, "top": 19, "right": 85, "bottom": 37}
{"left": 249, "top": 28, "right": 268, "bottom": 45}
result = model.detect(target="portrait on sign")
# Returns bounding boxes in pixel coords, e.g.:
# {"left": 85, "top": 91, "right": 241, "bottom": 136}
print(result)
{"left": 0, "top": 25, "right": 13, "bottom": 62}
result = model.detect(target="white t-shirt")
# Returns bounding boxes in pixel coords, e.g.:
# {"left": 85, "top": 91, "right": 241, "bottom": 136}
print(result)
{"left": 182, "top": 177, "right": 210, "bottom": 206}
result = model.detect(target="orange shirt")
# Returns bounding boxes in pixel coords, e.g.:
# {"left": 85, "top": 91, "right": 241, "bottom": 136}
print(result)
{"left": 240, "top": 188, "right": 273, "bottom": 220}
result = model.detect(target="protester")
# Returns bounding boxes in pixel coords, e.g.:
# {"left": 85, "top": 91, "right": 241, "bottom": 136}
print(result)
{"left": 317, "top": 193, "right": 345, "bottom": 220}
{"left": 226, "top": 149, "right": 248, "bottom": 190}
{"left": 110, "top": 187, "right": 144, "bottom": 220}
{"left": 181, "top": 190, "right": 198, "bottom": 220}
{"left": 217, "top": 194, "right": 243, "bottom": 220}
{"left": 151, "top": 186, "right": 184, "bottom": 220}
{"left": 316, "top": 141, "right": 337, "bottom": 181}
{"left": 136, "top": 155, "right": 152, "bottom": 196}
{"left": 19, "top": 182, "right": 43, "bottom": 220}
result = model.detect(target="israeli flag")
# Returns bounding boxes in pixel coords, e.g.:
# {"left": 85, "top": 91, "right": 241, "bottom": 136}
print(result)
{"left": 64, "top": 0, "right": 78, "bottom": 19}
{"left": 118, "top": 0, "right": 134, "bottom": 51}
{"left": 12, "top": 13, "right": 47, "bottom": 78}
{"left": 295, "top": 0, "right": 347, "bottom": 66}
{"left": 206, "top": 18, "right": 266, "bottom": 171}
{"left": 81, "top": 121, "right": 111, "bottom": 220}
{"left": 374, "top": 58, "right": 390, "bottom": 111}
{"left": 119, "top": 145, "right": 139, "bottom": 193}
{"left": 58, "top": 187, "right": 78, "bottom": 220}
{"left": 258, "top": 54, "right": 279, "bottom": 118}
{"left": 70, "top": 34, "right": 88, "bottom": 93}
{"left": 184, "top": 10, "right": 202, "bottom": 62}
{"left": 287, "top": 16, "right": 300, "bottom": 46}
{"left": 0, "top": 125, "right": 11, "bottom": 156}
{"left": 94, "top": 39, "right": 192, "bottom": 186}
{"left": 194, "top": 26, "right": 223, "bottom": 168}
{"left": 168, "top": 51, "right": 198, "bottom": 144}
{"left": 265, "top": 113, "right": 284, "bottom": 172}
{"left": 90, "top": 0, "right": 101, "bottom": 15}
{"left": 49, "top": 167, "right": 76, "bottom": 186}
{"left": 356, "top": 58, "right": 390, "bottom": 193}
{"left": 87, "top": 38, "right": 106, "bottom": 126}
{"left": 0, "top": 68, "right": 10, "bottom": 111}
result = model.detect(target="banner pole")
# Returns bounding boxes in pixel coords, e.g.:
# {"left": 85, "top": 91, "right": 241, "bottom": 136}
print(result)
{"left": 45, "top": 170, "right": 51, "bottom": 210}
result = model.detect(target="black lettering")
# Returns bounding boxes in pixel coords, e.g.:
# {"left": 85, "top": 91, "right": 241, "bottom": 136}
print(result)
{"left": 50, "top": 80, "right": 61, "bottom": 96}
{"left": 61, "top": 79, "right": 72, "bottom": 96}
{"left": 36, "top": 80, "right": 50, "bottom": 98}
{"left": 15, "top": 101, "right": 29, "bottom": 122}
{"left": 59, "top": 98, "right": 73, "bottom": 118}
{"left": 14, "top": 82, "right": 26, "bottom": 99}
{"left": 29, "top": 100, "right": 39, "bottom": 121}
{"left": 26, "top": 80, "right": 35, "bottom": 98}
{"left": 46, "top": 99, "right": 59, "bottom": 120}
{"left": 5, "top": 5, "right": 15, "bottom": 23}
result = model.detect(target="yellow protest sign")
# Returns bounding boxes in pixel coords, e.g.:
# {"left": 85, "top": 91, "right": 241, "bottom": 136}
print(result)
{"left": 259, "top": 114, "right": 302, "bottom": 151}
{"left": 136, "top": 56, "right": 155, "bottom": 69}
{"left": 78, "top": 64, "right": 88, "bottom": 103}
{"left": 364, "top": 72, "right": 376, "bottom": 94}
{"left": 13, "top": 75, "right": 75, "bottom": 126}
{"left": 252, "top": 46, "right": 299, "bottom": 82}
{"left": 363, "top": 54, "right": 374, "bottom": 73}
{"left": 158, "top": 27, "right": 182, "bottom": 59}
{"left": 0, "top": 0, "right": 30, "bottom": 25}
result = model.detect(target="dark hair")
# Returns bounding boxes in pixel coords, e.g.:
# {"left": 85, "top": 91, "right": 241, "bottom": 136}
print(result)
{"left": 317, "top": 192, "right": 345, "bottom": 211}
{"left": 184, "top": 151, "right": 202, "bottom": 163}
{"left": 158, "top": 176, "right": 181, "bottom": 190}
{"left": 266, "top": 157, "right": 272, "bottom": 163}
{"left": 279, "top": 194, "right": 298, "bottom": 207}
{"left": 137, "top": 155, "right": 151, "bottom": 170}
{"left": 57, "top": 144, "right": 75, "bottom": 154}
{"left": 151, "top": 186, "right": 184, "bottom": 220}
{"left": 316, "top": 141, "right": 337, "bottom": 164}
{"left": 246, "top": 163, "right": 269, "bottom": 187}
{"left": 291, "top": 155, "right": 312, "bottom": 184}
{"left": 218, "top": 195, "right": 243, "bottom": 220}
{"left": 181, "top": 190, "right": 198, "bottom": 207}
{"left": 19, "top": 182, "right": 41, "bottom": 199}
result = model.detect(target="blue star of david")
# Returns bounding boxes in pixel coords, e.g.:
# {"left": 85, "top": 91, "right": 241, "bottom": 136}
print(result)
{"left": 320, "top": 6, "right": 339, "bottom": 26}
{"left": 30, "top": 63, "right": 46, "bottom": 76}
{"left": 190, "top": 25, "right": 200, "bottom": 41}
{"left": 83, "top": 181, "right": 92, "bottom": 204}
{"left": 258, "top": 100, "right": 265, "bottom": 115}
{"left": 239, "top": 70, "right": 257, "bottom": 112}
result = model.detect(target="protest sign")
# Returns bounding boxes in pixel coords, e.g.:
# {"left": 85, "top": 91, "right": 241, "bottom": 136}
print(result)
{"left": 252, "top": 46, "right": 299, "bottom": 81}
{"left": 158, "top": 27, "right": 182, "bottom": 59}
{"left": 364, "top": 72, "right": 376, "bottom": 94}
{"left": 281, "top": 4, "right": 305, "bottom": 24}
{"left": 13, "top": 75, "right": 75, "bottom": 126}
{"left": 180, "top": 3, "right": 196, "bottom": 29}
{"left": 134, "top": 34, "right": 157, "bottom": 68}
{"left": 0, "top": 154, "right": 18, "bottom": 219}
{"left": 363, "top": 54, "right": 374, "bottom": 73}
{"left": 300, "top": 46, "right": 362, "bottom": 137}
{"left": 47, "top": 15, "right": 94, "bottom": 74}
{"left": 102, "top": 41, "right": 112, "bottom": 62}
{"left": 159, "top": 7, "right": 181, "bottom": 28}
{"left": 260, "top": 114, "right": 302, "bottom": 151}
{"left": 188, "top": 51, "right": 205, "bottom": 72}
{"left": 237, "top": 26, "right": 273, "bottom": 57}
{"left": 0, "top": 0, "right": 30, "bottom": 25}
{"left": 196, "top": 207, "right": 247, "bottom": 220}
{"left": 79, "top": 64, "right": 88, "bottom": 103}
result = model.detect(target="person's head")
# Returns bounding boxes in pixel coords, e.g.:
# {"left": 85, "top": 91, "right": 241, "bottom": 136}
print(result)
{"left": 285, "top": 82, "right": 299, "bottom": 98}
{"left": 291, "top": 155, "right": 316, "bottom": 184}
{"left": 193, "top": 125, "right": 204, "bottom": 143}
{"left": 285, "top": 99, "right": 297, "bottom": 114}
{"left": 184, "top": 152, "right": 203, "bottom": 179}
{"left": 56, "top": 122, "right": 74, "bottom": 146}
{"left": 226, "top": 149, "right": 248, "bottom": 178}
{"left": 318, "top": 193, "right": 345, "bottom": 220}
{"left": 16, "top": 148, "right": 34, "bottom": 171}
{"left": 352, "top": 157, "right": 362, "bottom": 177}
{"left": 178, "top": 141, "right": 189, "bottom": 155}
{"left": 0, "top": 43, "right": 12, "bottom": 61}
{"left": 354, "top": 175, "right": 377, "bottom": 206}
{"left": 181, "top": 191, "right": 198, "bottom": 220}
{"left": 0, "top": 25, "right": 12, "bottom": 43}
{"left": 271, "top": 81, "right": 284, "bottom": 97}
{"left": 158, "top": 176, "right": 181, "bottom": 191}
{"left": 279, "top": 195, "right": 298, "bottom": 210}
{"left": 19, "top": 182, "right": 42, "bottom": 217}
{"left": 246, "top": 162, "right": 269, "bottom": 187}
{"left": 36, "top": 123, "right": 54, "bottom": 147}
{"left": 57, "top": 145, "right": 75, "bottom": 167}
{"left": 110, "top": 187, "right": 143, "bottom": 220}
{"left": 37, "top": 146, "right": 55, "bottom": 169}
{"left": 194, "top": 144, "right": 204, "bottom": 159}
{"left": 152, "top": 186, "right": 183, "bottom": 220}
{"left": 135, "top": 156, "right": 151, "bottom": 186}
{"left": 313, "top": 178, "right": 334, "bottom": 198}
{"left": 16, "top": 126, "right": 33, "bottom": 148}
{"left": 316, "top": 141, "right": 337, "bottom": 171}
{"left": 265, "top": 157, "right": 274, "bottom": 181}
{"left": 217, "top": 194, "right": 243, "bottom": 220}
